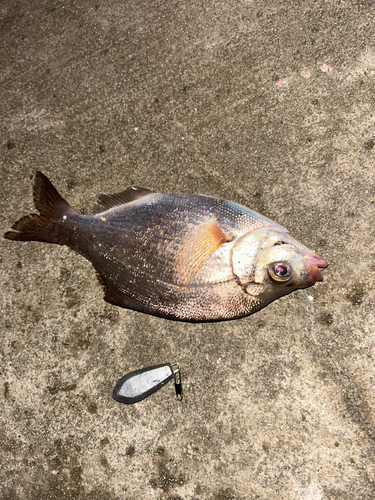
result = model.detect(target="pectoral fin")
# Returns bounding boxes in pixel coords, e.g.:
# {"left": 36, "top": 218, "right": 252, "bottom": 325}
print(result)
{"left": 176, "top": 219, "right": 233, "bottom": 286}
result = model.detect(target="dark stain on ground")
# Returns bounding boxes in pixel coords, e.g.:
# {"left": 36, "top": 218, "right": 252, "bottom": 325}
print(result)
{"left": 21, "top": 479, "right": 118, "bottom": 500}
{"left": 4, "top": 381, "right": 10, "bottom": 400}
{"left": 126, "top": 444, "right": 135, "bottom": 457}
{"left": 262, "top": 441, "right": 270, "bottom": 453}
{"left": 364, "top": 138, "right": 374, "bottom": 150}
{"left": 100, "top": 305, "right": 120, "bottom": 325}
{"left": 21, "top": 305, "right": 42, "bottom": 324}
{"left": 252, "top": 190, "right": 265, "bottom": 214}
{"left": 83, "top": 489, "right": 117, "bottom": 500}
{"left": 155, "top": 445, "right": 166, "bottom": 456}
{"left": 47, "top": 382, "right": 77, "bottom": 395}
{"left": 319, "top": 238, "right": 326, "bottom": 247}
{"left": 58, "top": 270, "right": 82, "bottom": 310}
{"left": 100, "top": 455, "right": 110, "bottom": 468}
{"left": 0, "top": 433, "right": 17, "bottom": 453}
{"left": 211, "top": 486, "right": 245, "bottom": 500}
{"left": 149, "top": 462, "right": 185, "bottom": 492}
{"left": 150, "top": 446, "right": 186, "bottom": 493}
{"left": 64, "top": 326, "right": 92, "bottom": 355}
{"left": 63, "top": 287, "right": 81, "bottom": 310}
{"left": 195, "top": 483, "right": 204, "bottom": 495}
{"left": 100, "top": 437, "right": 110, "bottom": 447}
{"left": 322, "top": 486, "right": 360, "bottom": 500}
{"left": 66, "top": 179, "right": 78, "bottom": 190}
{"left": 344, "top": 384, "right": 375, "bottom": 441}
{"left": 87, "top": 402, "right": 98, "bottom": 414}
{"left": 346, "top": 283, "right": 365, "bottom": 306}
{"left": 70, "top": 465, "right": 83, "bottom": 486}
{"left": 0, "top": 488, "right": 19, "bottom": 500}
{"left": 59, "top": 267, "right": 71, "bottom": 284}
{"left": 27, "top": 438, "right": 85, "bottom": 499}
{"left": 318, "top": 312, "right": 334, "bottom": 325}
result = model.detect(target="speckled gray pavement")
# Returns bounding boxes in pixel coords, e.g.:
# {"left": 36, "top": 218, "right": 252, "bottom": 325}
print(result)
{"left": 1, "top": 1, "right": 375, "bottom": 499}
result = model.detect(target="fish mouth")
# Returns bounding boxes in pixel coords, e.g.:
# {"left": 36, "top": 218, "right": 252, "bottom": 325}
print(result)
{"left": 305, "top": 254, "right": 328, "bottom": 282}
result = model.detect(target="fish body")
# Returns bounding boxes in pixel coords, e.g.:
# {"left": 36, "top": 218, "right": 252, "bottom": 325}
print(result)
{"left": 4, "top": 173, "right": 327, "bottom": 322}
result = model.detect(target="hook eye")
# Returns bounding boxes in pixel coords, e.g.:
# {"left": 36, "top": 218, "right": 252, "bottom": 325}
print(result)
{"left": 172, "top": 363, "right": 183, "bottom": 401}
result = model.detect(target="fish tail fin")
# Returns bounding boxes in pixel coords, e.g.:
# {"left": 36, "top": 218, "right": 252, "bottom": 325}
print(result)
{"left": 4, "top": 172, "right": 76, "bottom": 244}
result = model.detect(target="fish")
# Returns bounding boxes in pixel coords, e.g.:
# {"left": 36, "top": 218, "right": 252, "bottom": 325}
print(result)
{"left": 4, "top": 172, "right": 327, "bottom": 322}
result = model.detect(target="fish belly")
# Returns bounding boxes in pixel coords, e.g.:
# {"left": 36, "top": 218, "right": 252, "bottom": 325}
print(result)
{"left": 64, "top": 194, "right": 267, "bottom": 320}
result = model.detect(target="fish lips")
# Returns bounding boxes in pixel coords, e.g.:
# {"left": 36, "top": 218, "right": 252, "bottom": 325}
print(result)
{"left": 305, "top": 254, "right": 328, "bottom": 282}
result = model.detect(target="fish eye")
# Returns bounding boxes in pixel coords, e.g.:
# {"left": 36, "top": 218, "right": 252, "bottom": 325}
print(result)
{"left": 268, "top": 262, "right": 292, "bottom": 282}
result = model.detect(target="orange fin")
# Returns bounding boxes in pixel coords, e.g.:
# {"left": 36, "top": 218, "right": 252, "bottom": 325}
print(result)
{"left": 176, "top": 219, "right": 233, "bottom": 286}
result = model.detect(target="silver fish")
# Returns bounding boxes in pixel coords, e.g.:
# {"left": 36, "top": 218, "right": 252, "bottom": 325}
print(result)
{"left": 4, "top": 172, "right": 327, "bottom": 322}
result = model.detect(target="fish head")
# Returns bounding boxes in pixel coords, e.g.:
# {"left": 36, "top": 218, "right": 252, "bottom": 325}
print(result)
{"left": 231, "top": 227, "right": 327, "bottom": 304}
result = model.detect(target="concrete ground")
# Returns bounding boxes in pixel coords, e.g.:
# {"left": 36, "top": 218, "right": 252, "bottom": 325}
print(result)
{"left": 1, "top": 1, "right": 374, "bottom": 499}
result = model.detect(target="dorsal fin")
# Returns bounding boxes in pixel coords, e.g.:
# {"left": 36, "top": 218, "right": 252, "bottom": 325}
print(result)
{"left": 92, "top": 186, "right": 154, "bottom": 213}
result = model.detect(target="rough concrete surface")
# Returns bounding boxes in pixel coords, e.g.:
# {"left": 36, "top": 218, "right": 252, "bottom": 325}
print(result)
{"left": 1, "top": 0, "right": 375, "bottom": 499}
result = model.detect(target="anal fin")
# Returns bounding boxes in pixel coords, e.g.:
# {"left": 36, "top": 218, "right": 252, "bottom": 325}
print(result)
{"left": 97, "top": 273, "right": 152, "bottom": 314}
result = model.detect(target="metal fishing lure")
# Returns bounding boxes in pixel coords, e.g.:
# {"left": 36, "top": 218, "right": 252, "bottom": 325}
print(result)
{"left": 112, "top": 363, "right": 182, "bottom": 404}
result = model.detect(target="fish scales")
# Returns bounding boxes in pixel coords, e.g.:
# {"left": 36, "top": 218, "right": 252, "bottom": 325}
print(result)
{"left": 4, "top": 173, "right": 327, "bottom": 322}
{"left": 88, "top": 194, "right": 280, "bottom": 285}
